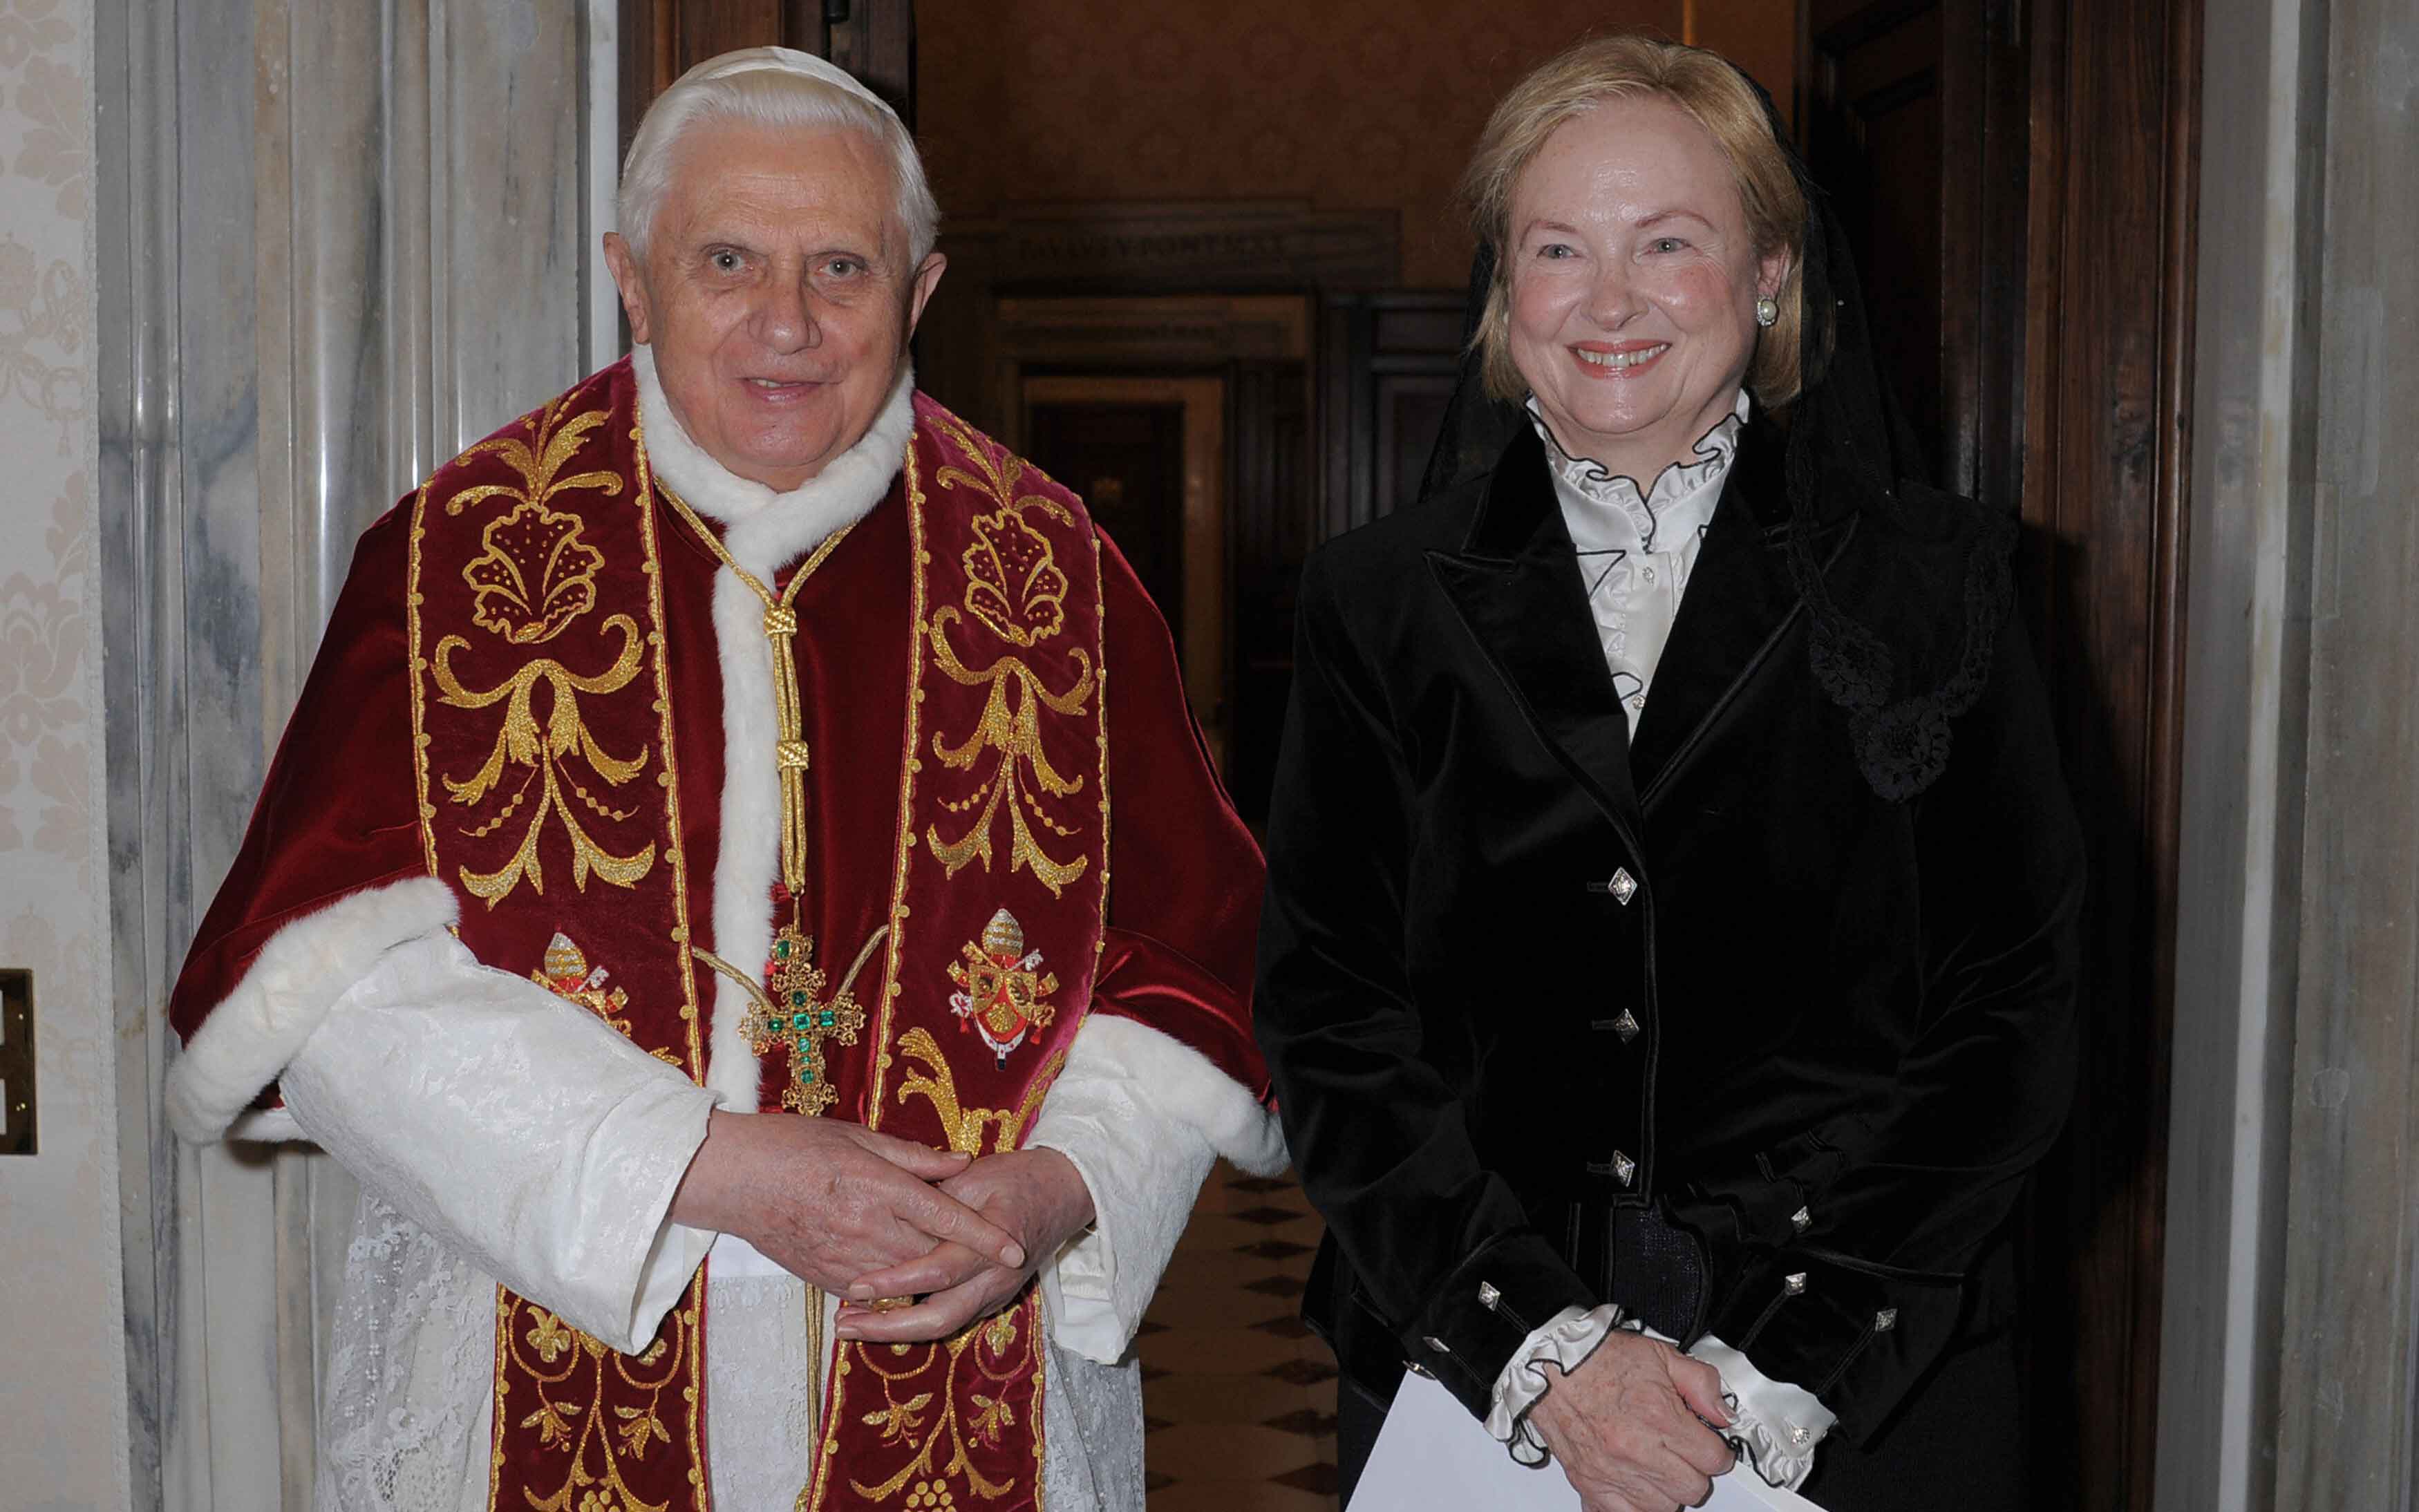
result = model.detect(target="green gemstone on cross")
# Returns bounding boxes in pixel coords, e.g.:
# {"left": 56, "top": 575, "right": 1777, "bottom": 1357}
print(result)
{"left": 790, "top": 1012, "right": 813, "bottom": 1034}
{"left": 790, "top": 989, "right": 808, "bottom": 1006}
{"left": 797, "top": 1066, "right": 816, "bottom": 1084}
{"left": 774, "top": 939, "right": 792, "bottom": 960}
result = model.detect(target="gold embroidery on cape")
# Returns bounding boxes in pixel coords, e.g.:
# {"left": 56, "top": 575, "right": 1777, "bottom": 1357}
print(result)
{"left": 920, "top": 417, "right": 1096, "bottom": 898}
{"left": 498, "top": 1287, "right": 696, "bottom": 1512}
{"left": 955, "top": 500, "right": 1071, "bottom": 647}
{"left": 840, "top": 1294, "right": 1040, "bottom": 1504}
{"left": 922, "top": 609, "right": 1095, "bottom": 898}
{"left": 466, "top": 501, "right": 608, "bottom": 645}
{"left": 628, "top": 449, "right": 709, "bottom": 1084}
{"left": 927, "top": 408, "right": 1077, "bottom": 548}
{"left": 408, "top": 479, "right": 444, "bottom": 879}
{"left": 892, "top": 1027, "right": 1064, "bottom": 1157}
{"left": 431, "top": 614, "right": 657, "bottom": 905}
{"left": 447, "top": 393, "right": 627, "bottom": 517}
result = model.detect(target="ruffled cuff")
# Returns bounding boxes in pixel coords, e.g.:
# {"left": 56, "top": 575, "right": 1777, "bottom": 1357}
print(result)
{"left": 1483, "top": 1302, "right": 1622, "bottom": 1466}
{"left": 1690, "top": 1333, "right": 1834, "bottom": 1490}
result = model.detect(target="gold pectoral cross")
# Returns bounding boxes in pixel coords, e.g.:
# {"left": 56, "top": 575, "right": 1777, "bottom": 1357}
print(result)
{"left": 695, "top": 918, "right": 889, "bottom": 1119}
{"left": 742, "top": 923, "right": 863, "bottom": 1117}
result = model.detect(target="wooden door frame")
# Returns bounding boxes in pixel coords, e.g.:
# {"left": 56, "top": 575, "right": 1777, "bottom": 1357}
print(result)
{"left": 1018, "top": 374, "right": 1231, "bottom": 766}
{"left": 2017, "top": 0, "right": 2203, "bottom": 1506}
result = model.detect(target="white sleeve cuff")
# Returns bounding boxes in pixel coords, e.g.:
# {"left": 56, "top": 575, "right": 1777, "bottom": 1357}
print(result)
{"left": 1025, "top": 1014, "right": 1251, "bottom": 1363}
{"left": 1688, "top": 1334, "right": 1834, "bottom": 1491}
{"left": 279, "top": 929, "right": 722, "bottom": 1354}
{"left": 1484, "top": 1303, "right": 1622, "bottom": 1466}
{"left": 167, "top": 876, "right": 460, "bottom": 1142}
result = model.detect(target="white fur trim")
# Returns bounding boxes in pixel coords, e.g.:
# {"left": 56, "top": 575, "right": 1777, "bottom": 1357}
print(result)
{"left": 632, "top": 343, "right": 915, "bottom": 551}
{"left": 632, "top": 343, "right": 917, "bottom": 1107}
{"left": 165, "top": 876, "right": 460, "bottom": 1143}
{"left": 1062, "top": 1011, "right": 1286, "bottom": 1175}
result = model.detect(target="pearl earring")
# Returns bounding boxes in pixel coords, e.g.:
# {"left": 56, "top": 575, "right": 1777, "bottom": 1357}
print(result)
{"left": 1755, "top": 297, "right": 1779, "bottom": 328}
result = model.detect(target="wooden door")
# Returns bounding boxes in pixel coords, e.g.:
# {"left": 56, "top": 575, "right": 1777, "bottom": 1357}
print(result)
{"left": 619, "top": 0, "right": 916, "bottom": 151}
{"left": 1807, "top": 1, "right": 2201, "bottom": 1506}
{"left": 1805, "top": 0, "right": 2029, "bottom": 509}
{"left": 1021, "top": 375, "right": 1233, "bottom": 771}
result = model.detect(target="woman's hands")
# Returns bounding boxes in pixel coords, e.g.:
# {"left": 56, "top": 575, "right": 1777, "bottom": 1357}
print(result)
{"left": 831, "top": 1147, "right": 1097, "bottom": 1343}
{"left": 1529, "top": 1331, "right": 1736, "bottom": 1512}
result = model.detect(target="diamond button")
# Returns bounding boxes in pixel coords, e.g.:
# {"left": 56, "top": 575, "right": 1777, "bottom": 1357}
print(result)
{"left": 1478, "top": 1282, "right": 1501, "bottom": 1310}
{"left": 1790, "top": 1205, "right": 1812, "bottom": 1233}
{"left": 1608, "top": 868, "right": 1637, "bottom": 905}
{"left": 1874, "top": 1308, "right": 1898, "bottom": 1332}
{"left": 1785, "top": 1272, "right": 1808, "bottom": 1296}
{"left": 1610, "top": 1151, "right": 1637, "bottom": 1186}
{"left": 1612, "top": 1009, "right": 1641, "bottom": 1043}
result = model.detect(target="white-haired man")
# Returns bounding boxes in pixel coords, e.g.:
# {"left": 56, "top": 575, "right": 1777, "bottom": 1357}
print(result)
{"left": 164, "top": 48, "right": 1279, "bottom": 1511}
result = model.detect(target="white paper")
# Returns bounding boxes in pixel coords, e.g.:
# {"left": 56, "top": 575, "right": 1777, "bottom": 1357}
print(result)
{"left": 1351, "top": 1370, "right": 1825, "bottom": 1511}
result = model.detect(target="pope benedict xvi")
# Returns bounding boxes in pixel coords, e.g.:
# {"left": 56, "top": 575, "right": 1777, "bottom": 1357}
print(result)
{"left": 162, "top": 47, "right": 1279, "bottom": 1512}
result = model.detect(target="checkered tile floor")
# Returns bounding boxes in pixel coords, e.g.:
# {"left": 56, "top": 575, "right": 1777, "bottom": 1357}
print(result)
{"left": 1140, "top": 1164, "right": 1340, "bottom": 1510}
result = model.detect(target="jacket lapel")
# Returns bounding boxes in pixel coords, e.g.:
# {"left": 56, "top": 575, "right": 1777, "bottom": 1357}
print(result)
{"left": 1628, "top": 440, "right": 1856, "bottom": 807}
{"left": 1427, "top": 427, "right": 1644, "bottom": 842}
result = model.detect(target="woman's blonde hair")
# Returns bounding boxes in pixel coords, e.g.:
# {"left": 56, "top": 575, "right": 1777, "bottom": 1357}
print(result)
{"left": 1462, "top": 34, "right": 1813, "bottom": 408}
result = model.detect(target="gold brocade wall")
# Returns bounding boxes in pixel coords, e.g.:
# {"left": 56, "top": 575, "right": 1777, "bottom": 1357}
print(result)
{"left": 916, "top": 0, "right": 1798, "bottom": 289}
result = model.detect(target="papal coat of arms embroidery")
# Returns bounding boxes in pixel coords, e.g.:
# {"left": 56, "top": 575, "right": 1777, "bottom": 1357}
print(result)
{"left": 948, "top": 907, "right": 1060, "bottom": 1066}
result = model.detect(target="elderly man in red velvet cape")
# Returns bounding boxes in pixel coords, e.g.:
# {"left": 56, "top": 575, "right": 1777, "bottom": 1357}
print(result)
{"left": 163, "top": 47, "right": 1277, "bottom": 1512}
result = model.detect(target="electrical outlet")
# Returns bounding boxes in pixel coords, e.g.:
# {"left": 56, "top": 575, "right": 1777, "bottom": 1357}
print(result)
{"left": 0, "top": 969, "right": 32, "bottom": 1155}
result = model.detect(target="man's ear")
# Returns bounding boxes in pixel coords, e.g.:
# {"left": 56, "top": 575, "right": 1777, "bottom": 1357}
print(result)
{"left": 603, "top": 232, "right": 654, "bottom": 346}
{"left": 903, "top": 251, "right": 948, "bottom": 341}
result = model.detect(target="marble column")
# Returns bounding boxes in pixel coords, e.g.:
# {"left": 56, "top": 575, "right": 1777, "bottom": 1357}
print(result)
{"left": 96, "top": 1, "right": 610, "bottom": 1504}
{"left": 2267, "top": 0, "right": 2419, "bottom": 1502}
{"left": 2152, "top": 0, "right": 2324, "bottom": 1508}
{"left": 2161, "top": 0, "right": 2419, "bottom": 1506}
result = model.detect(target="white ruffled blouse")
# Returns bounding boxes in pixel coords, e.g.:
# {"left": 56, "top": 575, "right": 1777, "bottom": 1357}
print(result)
{"left": 1532, "top": 389, "right": 1749, "bottom": 732}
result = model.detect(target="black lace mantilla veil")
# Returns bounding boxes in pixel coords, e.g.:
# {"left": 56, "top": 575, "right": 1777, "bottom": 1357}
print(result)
{"left": 1416, "top": 68, "right": 2017, "bottom": 802}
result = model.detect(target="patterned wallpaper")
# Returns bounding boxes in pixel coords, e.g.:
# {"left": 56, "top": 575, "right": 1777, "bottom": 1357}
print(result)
{"left": 916, "top": 0, "right": 1796, "bottom": 290}
{"left": 0, "top": 0, "right": 129, "bottom": 1504}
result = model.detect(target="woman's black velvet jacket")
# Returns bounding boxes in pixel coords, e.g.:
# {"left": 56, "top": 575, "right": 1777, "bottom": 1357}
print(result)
{"left": 1253, "top": 417, "right": 2084, "bottom": 1448}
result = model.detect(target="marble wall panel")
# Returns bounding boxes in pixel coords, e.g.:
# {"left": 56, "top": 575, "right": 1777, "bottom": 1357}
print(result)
{"left": 95, "top": 0, "right": 601, "bottom": 1503}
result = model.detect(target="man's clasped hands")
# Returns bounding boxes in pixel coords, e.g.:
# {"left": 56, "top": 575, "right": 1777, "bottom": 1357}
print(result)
{"left": 667, "top": 1108, "right": 1096, "bottom": 1344}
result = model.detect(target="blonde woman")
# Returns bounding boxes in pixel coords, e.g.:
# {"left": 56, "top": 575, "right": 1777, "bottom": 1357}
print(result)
{"left": 1256, "top": 35, "right": 2081, "bottom": 1512}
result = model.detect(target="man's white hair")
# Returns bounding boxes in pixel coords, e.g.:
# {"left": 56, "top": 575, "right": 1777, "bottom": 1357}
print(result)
{"left": 618, "top": 46, "right": 939, "bottom": 267}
